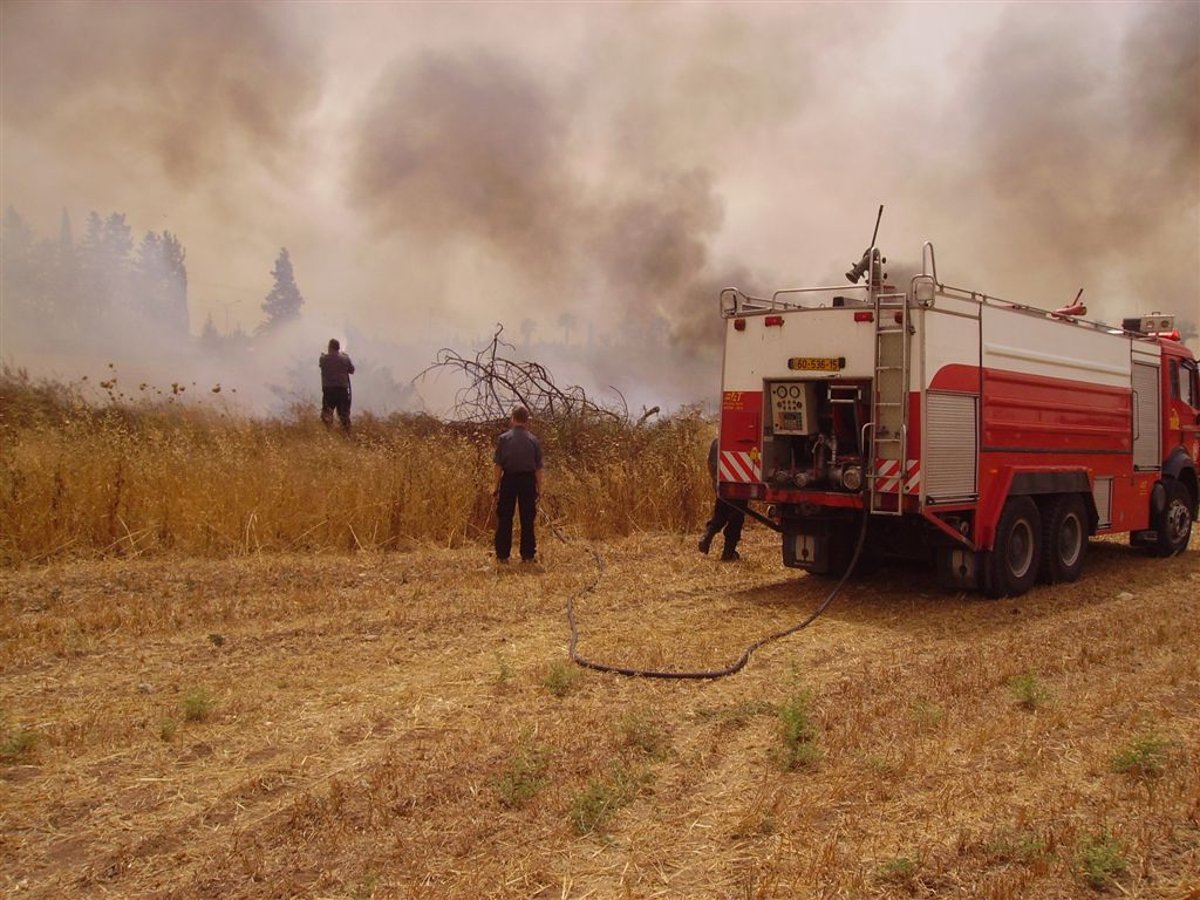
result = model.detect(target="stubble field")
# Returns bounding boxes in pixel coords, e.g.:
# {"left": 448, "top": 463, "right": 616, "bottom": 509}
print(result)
{"left": 2, "top": 527, "right": 1198, "bottom": 898}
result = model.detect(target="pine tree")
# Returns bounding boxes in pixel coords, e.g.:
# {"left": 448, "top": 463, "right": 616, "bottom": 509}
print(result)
{"left": 558, "top": 311, "right": 577, "bottom": 345}
{"left": 53, "top": 209, "right": 82, "bottom": 333}
{"left": 519, "top": 317, "right": 536, "bottom": 346}
{"left": 259, "top": 247, "right": 304, "bottom": 331}
{"left": 1, "top": 207, "right": 34, "bottom": 319}
{"left": 78, "top": 211, "right": 134, "bottom": 329}
{"left": 159, "top": 231, "right": 188, "bottom": 335}
{"left": 134, "top": 230, "right": 189, "bottom": 336}
{"left": 200, "top": 313, "right": 220, "bottom": 346}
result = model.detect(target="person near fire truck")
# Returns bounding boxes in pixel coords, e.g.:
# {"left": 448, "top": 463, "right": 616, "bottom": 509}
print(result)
{"left": 699, "top": 437, "right": 745, "bottom": 561}
{"left": 493, "top": 405, "right": 543, "bottom": 563}
{"left": 318, "top": 338, "right": 355, "bottom": 432}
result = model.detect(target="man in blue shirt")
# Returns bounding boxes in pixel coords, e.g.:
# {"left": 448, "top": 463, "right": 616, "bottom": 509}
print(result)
{"left": 493, "top": 406, "right": 543, "bottom": 563}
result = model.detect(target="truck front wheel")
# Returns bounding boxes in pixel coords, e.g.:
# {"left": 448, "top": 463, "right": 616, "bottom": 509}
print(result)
{"left": 983, "top": 497, "right": 1042, "bottom": 598}
{"left": 1039, "top": 494, "right": 1088, "bottom": 584}
{"left": 1152, "top": 479, "right": 1194, "bottom": 557}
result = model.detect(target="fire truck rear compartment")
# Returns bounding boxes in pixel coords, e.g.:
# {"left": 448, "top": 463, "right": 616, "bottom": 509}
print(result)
{"left": 762, "top": 378, "right": 870, "bottom": 492}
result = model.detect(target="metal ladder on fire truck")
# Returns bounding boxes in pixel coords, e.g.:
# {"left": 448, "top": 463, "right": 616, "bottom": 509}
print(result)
{"left": 867, "top": 262, "right": 911, "bottom": 515}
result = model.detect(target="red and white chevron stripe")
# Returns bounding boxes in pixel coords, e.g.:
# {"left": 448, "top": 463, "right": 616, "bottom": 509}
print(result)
{"left": 719, "top": 449, "right": 761, "bottom": 484}
{"left": 874, "top": 458, "right": 921, "bottom": 494}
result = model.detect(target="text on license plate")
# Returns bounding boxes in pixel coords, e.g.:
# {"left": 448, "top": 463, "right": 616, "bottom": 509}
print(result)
{"left": 787, "top": 357, "right": 844, "bottom": 372}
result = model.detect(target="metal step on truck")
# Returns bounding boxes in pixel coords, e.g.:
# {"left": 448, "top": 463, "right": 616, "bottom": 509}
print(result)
{"left": 716, "top": 233, "right": 1199, "bottom": 597}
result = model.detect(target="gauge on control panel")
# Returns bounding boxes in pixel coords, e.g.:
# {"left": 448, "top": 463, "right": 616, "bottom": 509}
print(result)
{"left": 768, "top": 381, "right": 819, "bottom": 435}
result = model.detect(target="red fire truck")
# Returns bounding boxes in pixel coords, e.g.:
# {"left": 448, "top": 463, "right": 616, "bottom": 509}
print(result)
{"left": 717, "top": 239, "right": 1199, "bottom": 597}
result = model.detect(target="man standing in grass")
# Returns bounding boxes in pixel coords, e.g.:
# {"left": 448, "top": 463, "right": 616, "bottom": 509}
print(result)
{"left": 319, "top": 338, "right": 355, "bottom": 432}
{"left": 494, "top": 405, "right": 543, "bottom": 564}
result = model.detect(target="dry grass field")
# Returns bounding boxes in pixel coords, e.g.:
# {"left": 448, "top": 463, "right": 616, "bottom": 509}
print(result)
{"left": 2, "top": 371, "right": 1198, "bottom": 897}
{"left": 2, "top": 529, "right": 1197, "bottom": 898}
{"left": 0, "top": 368, "right": 711, "bottom": 564}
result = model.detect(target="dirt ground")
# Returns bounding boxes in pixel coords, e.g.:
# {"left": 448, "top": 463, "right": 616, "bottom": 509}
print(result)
{"left": 1, "top": 528, "right": 1197, "bottom": 898}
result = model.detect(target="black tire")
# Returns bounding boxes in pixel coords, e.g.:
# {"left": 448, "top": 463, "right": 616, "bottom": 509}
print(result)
{"left": 1039, "top": 494, "right": 1088, "bottom": 584}
{"left": 983, "top": 496, "right": 1042, "bottom": 598}
{"left": 1152, "top": 479, "right": 1194, "bottom": 557}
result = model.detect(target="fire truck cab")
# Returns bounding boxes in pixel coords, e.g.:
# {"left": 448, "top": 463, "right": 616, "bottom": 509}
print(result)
{"left": 717, "top": 241, "right": 1199, "bottom": 597}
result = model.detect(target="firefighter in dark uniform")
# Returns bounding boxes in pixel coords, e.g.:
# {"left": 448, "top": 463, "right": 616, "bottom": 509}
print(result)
{"left": 318, "top": 338, "right": 355, "bottom": 432}
{"left": 698, "top": 437, "right": 745, "bottom": 560}
{"left": 493, "top": 405, "right": 543, "bottom": 563}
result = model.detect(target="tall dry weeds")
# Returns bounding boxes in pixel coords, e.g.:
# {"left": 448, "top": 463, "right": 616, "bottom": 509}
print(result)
{"left": 0, "top": 368, "right": 713, "bottom": 564}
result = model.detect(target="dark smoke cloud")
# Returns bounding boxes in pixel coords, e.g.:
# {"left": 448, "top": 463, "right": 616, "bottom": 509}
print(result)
{"left": 349, "top": 51, "right": 576, "bottom": 271}
{"left": 1125, "top": 2, "right": 1200, "bottom": 183}
{"left": 348, "top": 47, "right": 730, "bottom": 357}
{"left": 4, "top": 2, "right": 1196, "bottom": 412}
{"left": 1, "top": 0, "right": 333, "bottom": 412}
{"left": 949, "top": 2, "right": 1199, "bottom": 311}
{"left": 344, "top": 4, "right": 903, "bottom": 370}
{"left": 588, "top": 169, "right": 726, "bottom": 350}
{"left": 1, "top": 0, "right": 322, "bottom": 188}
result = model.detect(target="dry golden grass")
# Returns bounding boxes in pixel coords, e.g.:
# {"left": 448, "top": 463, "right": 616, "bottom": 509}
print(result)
{"left": 2, "top": 370, "right": 1198, "bottom": 897}
{"left": 1, "top": 531, "right": 1197, "bottom": 898}
{"left": 0, "top": 369, "right": 712, "bottom": 563}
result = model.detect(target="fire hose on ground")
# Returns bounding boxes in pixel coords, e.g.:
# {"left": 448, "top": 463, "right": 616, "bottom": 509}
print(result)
{"left": 541, "top": 498, "right": 872, "bottom": 680}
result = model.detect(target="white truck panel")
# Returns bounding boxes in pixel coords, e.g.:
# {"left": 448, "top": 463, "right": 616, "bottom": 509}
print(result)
{"left": 920, "top": 298, "right": 982, "bottom": 390}
{"left": 722, "top": 309, "right": 876, "bottom": 392}
{"left": 979, "top": 305, "right": 1131, "bottom": 386}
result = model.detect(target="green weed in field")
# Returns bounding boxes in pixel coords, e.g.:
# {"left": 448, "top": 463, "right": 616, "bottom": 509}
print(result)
{"left": 494, "top": 654, "right": 513, "bottom": 687}
{"left": 182, "top": 689, "right": 217, "bottom": 722}
{"left": 619, "top": 708, "right": 666, "bottom": 757}
{"left": 1110, "top": 734, "right": 1169, "bottom": 779}
{"left": 493, "top": 741, "right": 549, "bottom": 809}
{"left": 776, "top": 689, "right": 822, "bottom": 770}
{"left": 909, "top": 696, "right": 945, "bottom": 730}
{"left": 0, "top": 728, "right": 37, "bottom": 762}
{"left": 1009, "top": 672, "right": 1053, "bottom": 710}
{"left": 875, "top": 856, "right": 918, "bottom": 884}
{"left": 1078, "top": 832, "right": 1127, "bottom": 890}
{"left": 571, "top": 763, "right": 649, "bottom": 835}
{"left": 543, "top": 661, "right": 579, "bottom": 698}
{"left": 985, "top": 829, "right": 1052, "bottom": 865}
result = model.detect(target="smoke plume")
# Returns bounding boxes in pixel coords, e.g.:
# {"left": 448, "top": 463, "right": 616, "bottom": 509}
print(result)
{"left": 1, "top": 0, "right": 322, "bottom": 189}
{"left": 2, "top": 1, "right": 1196, "bottom": 417}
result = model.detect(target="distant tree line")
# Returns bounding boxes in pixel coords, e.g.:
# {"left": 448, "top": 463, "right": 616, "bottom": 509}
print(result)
{"left": 2, "top": 207, "right": 189, "bottom": 349}
{"left": 1, "top": 206, "right": 310, "bottom": 357}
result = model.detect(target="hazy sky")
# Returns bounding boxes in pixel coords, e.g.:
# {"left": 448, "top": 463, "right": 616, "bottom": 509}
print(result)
{"left": 2, "top": 0, "right": 1198, "bottom": 409}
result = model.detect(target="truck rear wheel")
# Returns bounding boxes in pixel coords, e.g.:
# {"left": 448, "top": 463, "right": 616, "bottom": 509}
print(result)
{"left": 1152, "top": 479, "right": 1194, "bottom": 557}
{"left": 1039, "top": 494, "right": 1088, "bottom": 584}
{"left": 983, "top": 497, "right": 1041, "bottom": 598}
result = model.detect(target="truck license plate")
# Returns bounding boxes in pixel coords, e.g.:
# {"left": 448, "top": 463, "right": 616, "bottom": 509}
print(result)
{"left": 788, "top": 357, "right": 844, "bottom": 372}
